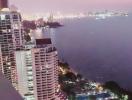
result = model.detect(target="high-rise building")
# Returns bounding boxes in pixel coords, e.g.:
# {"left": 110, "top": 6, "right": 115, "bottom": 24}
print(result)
{"left": 0, "top": 0, "right": 8, "bottom": 9}
{"left": 32, "top": 39, "right": 59, "bottom": 100}
{"left": 0, "top": 45, "right": 3, "bottom": 72}
{"left": 15, "top": 39, "right": 60, "bottom": 100}
{"left": 0, "top": 9, "right": 24, "bottom": 89}
{"left": 15, "top": 50, "right": 35, "bottom": 100}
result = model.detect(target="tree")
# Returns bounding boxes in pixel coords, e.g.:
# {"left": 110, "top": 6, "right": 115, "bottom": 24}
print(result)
{"left": 104, "top": 81, "right": 125, "bottom": 99}
{"left": 65, "top": 72, "right": 77, "bottom": 81}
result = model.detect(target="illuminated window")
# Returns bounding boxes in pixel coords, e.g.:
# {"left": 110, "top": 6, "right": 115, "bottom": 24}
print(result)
{"left": 0, "top": 14, "right": 6, "bottom": 20}
{"left": 13, "top": 24, "right": 19, "bottom": 29}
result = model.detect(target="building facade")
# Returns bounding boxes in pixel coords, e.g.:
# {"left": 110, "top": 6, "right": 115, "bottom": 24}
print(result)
{"left": 0, "top": 9, "right": 24, "bottom": 89}
{"left": 0, "top": 45, "right": 3, "bottom": 72}
{"left": 15, "top": 50, "right": 35, "bottom": 100}
{"left": 32, "top": 39, "right": 59, "bottom": 100}
{"left": 15, "top": 39, "right": 59, "bottom": 100}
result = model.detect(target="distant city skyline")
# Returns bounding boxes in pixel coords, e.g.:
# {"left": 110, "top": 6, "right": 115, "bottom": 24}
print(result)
{"left": 10, "top": 0, "right": 132, "bottom": 14}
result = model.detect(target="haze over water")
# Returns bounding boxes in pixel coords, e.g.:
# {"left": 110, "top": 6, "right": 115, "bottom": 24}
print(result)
{"left": 34, "top": 14, "right": 132, "bottom": 90}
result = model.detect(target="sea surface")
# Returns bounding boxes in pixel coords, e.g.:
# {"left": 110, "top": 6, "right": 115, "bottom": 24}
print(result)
{"left": 34, "top": 14, "right": 132, "bottom": 90}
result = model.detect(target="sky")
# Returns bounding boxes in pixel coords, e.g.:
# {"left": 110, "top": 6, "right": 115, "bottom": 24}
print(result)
{"left": 10, "top": 0, "right": 132, "bottom": 13}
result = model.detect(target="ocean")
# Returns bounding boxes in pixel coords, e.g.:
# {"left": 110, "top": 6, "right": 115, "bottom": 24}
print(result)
{"left": 36, "top": 14, "right": 132, "bottom": 90}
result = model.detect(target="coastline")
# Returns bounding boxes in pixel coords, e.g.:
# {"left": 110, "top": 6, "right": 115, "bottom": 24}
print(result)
{"left": 58, "top": 61, "right": 132, "bottom": 100}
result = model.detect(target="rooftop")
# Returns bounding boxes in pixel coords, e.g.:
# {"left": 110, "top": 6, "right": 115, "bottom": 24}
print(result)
{"left": 36, "top": 38, "right": 52, "bottom": 45}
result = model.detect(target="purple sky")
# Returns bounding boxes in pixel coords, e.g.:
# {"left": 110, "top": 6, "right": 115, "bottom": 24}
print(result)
{"left": 10, "top": 0, "right": 132, "bottom": 13}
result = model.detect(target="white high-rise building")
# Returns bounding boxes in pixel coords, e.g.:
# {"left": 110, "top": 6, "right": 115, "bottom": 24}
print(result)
{"left": 32, "top": 39, "right": 59, "bottom": 100}
{"left": 15, "top": 39, "right": 60, "bottom": 100}
{"left": 15, "top": 50, "right": 35, "bottom": 100}
{"left": 0, "top": 8, "right": 24, "bottom": 89}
